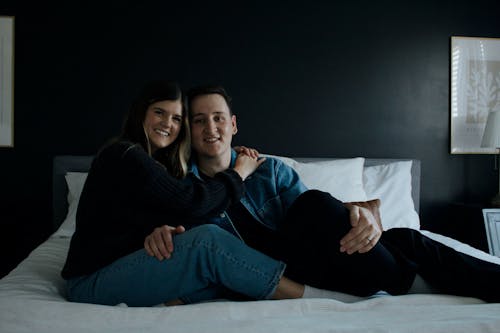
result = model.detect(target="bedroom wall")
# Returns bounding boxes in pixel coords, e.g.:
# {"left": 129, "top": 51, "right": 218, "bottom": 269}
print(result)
{"left": 0, "top": 1, "right": 499, "bottom": 269}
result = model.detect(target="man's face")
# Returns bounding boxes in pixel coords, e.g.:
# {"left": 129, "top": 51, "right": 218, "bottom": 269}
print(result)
{"left": 190, "top": 93, "right": 237, "bottom": 160}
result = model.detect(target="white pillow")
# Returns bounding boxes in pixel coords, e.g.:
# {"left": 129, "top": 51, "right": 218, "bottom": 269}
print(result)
{"left": 293, "top": 159, "right": 368, "bottom": 202}
{"left": 53, "top": 172, "right": 88, "bottom": 237}
{"left": 363, "top": 161, "right": 420, "bottom": 230}
{"left": 266, "top": 155, "right": 368, "bottom": 203}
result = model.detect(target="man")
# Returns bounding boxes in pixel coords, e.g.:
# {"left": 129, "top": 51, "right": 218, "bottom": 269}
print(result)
{"left": 186, "top": 86, "right": 380, "bottom": 253}
{"left": 145, "top": 85, "right": 500, "bottom": 303}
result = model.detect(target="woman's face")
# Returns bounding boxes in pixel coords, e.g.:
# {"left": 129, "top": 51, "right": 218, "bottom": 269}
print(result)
{"left": 143, "top": 99, "right": 183, "bottom": 153}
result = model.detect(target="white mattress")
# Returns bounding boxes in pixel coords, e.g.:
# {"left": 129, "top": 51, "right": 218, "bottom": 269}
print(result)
{"left": 1, "top": 231, "right": 500, "bottom": 333}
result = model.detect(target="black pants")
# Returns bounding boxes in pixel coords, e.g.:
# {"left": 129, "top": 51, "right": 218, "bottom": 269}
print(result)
{"left": 276, "top": 190, "right": 500, "bottom": 302}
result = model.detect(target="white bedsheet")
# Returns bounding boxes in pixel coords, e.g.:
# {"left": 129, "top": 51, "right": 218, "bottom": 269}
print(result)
{"left": 1, "top": 232, "right": 500, "bottom": 333}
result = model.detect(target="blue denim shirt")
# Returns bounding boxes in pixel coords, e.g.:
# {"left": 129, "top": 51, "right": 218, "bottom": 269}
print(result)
{"left": 189, "top": 150, "right": 308, "bottom": 239}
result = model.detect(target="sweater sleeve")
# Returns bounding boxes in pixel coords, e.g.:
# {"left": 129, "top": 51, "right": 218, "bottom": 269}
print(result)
{"left": 110, "top": 142, "right": 244, "bottom": 217}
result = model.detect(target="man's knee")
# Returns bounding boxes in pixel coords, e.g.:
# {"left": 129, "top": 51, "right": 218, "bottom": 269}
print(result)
{"left": 294, "top": 190, "right": 344, "bottom": 212}
{"left": 299, "top": 189, "right": 337, "bottom": 202}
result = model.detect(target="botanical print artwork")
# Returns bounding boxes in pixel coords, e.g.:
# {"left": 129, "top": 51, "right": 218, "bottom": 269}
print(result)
{"left": 451, "top": 36, "right": 500, "bottom": 153}
{"left": 467, "top": 60, "right": 500, "bottom": 124}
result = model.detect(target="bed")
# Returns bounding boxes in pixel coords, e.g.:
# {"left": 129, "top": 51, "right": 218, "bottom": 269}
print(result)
{"left": 1, "top": 155, "right": 500, "bottom": 333}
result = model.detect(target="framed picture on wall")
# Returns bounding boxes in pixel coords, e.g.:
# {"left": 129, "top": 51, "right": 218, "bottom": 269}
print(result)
{"left": 0, "top": 16, "right": 14, "bottom": 148}
{"left": 483, "top": 209, "right": 500, "bottom": 257}
{"left": 450, "top": 36, "right": 500, "bottom": 154}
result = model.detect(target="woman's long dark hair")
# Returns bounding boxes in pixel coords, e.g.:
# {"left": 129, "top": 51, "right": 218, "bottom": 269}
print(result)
{"left": 120, "top": 81, "right": 190, "bottom": 178}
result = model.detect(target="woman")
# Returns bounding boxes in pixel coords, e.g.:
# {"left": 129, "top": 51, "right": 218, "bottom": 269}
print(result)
{"left": 61, "top": 81, "right": 304, "bottom": 306}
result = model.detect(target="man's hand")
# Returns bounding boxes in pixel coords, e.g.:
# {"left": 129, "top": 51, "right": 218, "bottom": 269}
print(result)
{"left": 340, "top": 203, "right": 381, "bottom": 254}
{"left": 144, "top": 225, "right": 186, "bottom": 260}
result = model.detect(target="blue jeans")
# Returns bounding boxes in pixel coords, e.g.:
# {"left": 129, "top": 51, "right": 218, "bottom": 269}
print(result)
{"left": 66, "top": 225, "right": 286, "bottom": 306}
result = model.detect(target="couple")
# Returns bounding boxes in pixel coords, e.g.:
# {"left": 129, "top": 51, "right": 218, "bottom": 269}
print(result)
{"left": 61, "top": 81, "right": 500, "bottom": 306}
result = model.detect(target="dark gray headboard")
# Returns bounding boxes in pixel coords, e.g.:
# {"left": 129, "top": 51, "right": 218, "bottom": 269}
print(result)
{"left": 52, "top": 156, "right": 420, "bottom": 232}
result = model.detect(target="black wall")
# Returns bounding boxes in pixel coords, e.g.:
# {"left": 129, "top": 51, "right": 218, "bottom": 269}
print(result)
{"left": 1, "top": 1, "right": 499, "bottom": 245}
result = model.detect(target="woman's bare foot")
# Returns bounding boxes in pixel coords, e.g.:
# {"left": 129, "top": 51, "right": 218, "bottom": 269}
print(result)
{"left": 271, "top": 277, "right": 305, "bottom": 299}
{"left": 164, "top": 299, "right": 184, "bottom": 306}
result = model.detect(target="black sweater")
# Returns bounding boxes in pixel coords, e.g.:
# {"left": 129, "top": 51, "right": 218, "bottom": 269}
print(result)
{"left": 61, "top": 141, "right": 244, "bottom": 279}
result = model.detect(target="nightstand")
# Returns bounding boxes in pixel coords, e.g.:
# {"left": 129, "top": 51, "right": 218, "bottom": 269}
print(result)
{"left": 439, "top": 203, "right": 490, "bottom": 252}
{"left": 482, "top": 209, "right": 500, "bottom": 257}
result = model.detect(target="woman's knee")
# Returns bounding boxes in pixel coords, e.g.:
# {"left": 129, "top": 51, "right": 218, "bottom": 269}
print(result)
{"left": 189, "top": 224, "right": 229, "bottom": 238}
{"left": 183, "top": 224, "right": 237, "bottom": 248}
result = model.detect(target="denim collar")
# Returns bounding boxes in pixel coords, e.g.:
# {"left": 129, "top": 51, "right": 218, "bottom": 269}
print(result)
{"left": 189, "top": 149, "right": 237, "bottom": 180}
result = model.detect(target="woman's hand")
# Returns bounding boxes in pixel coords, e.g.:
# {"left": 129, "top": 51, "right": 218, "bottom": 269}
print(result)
{"left": 340, "top": 204, "right": 382, "bottom": 254}
{"left": 233, "top": 146, "right": 260, "bottom": 159}
{"left": 144, "top": 225, "right": 186, "bottom": 260}
{"left": 233, "top": 154, "right": 266, "bottom": 181}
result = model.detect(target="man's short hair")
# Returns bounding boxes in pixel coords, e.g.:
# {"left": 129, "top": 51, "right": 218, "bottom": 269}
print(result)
{"left": 186, "top": 85, "right": 233, "bottom": 116}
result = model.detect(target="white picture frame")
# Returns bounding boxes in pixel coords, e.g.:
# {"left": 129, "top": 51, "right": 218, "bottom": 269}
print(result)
{"left": 450, "top": 36, "right": 500, "bottom": 154}
{"left": 482, "top": 208, "right": 500, "bottom": 257}
{"left": 0, "top": 16, "right": 14, "bottom": 148}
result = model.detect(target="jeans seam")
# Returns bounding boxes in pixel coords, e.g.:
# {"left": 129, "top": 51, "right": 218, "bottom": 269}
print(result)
{"left": 175, "top": 238, "right": 285, "bottom": 300}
